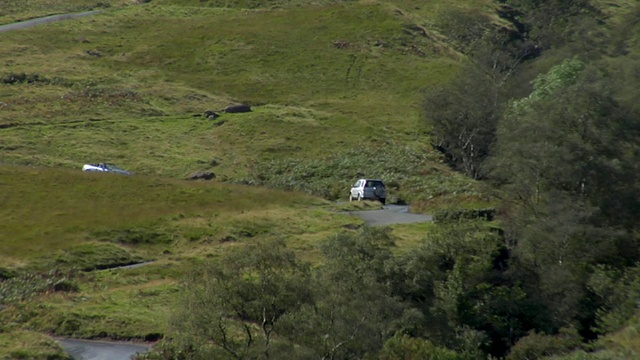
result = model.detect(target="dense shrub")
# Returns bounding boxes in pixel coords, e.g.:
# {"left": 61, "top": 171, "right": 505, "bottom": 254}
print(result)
{"left": 433, "top": 208, "right": 495, "bottom": 223}
{"left": 507, "top": 327, "right": 582, "bottom": 360}
{"left": 0, "top": 267, "right": 16, "bottom": 280}
{"left": 1, "top": 72, "right": 50, "bottom": 84}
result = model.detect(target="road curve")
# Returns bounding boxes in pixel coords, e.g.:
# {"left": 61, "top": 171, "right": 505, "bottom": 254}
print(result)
{"left": 58, "top": 338, "right": 149, "bottom": 360}
{"left": 0, "top": 10, "right": 102, "bottom": 33}
{"left": 347, "top": 204, "right": 432, "bottom": 226}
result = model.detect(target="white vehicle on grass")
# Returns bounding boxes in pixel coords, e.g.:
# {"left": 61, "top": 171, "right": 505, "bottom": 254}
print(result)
{"left": 82, "top": 163, "right": 132, "bottom": 175}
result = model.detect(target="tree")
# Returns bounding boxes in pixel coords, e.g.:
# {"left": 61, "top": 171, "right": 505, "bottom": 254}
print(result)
{"left": 394, "top": 221, "right": 538, "bottom": 357}
{"left": 171, "top": 239, "right": 313, "bottom": 359}
{"left": 487, "top": 57, "right": 640, "bottom": 339}
{"left": 423, "top": 11, "right": 532, "bottom": 179}
{"left": 280, "top": 228, "right": 407, "bottom": 360}
{"left": 502, "top": 0, "right": 601, "bottom": 53}
{"left": 423, "top": 64, "right": 501, "bottom": 179}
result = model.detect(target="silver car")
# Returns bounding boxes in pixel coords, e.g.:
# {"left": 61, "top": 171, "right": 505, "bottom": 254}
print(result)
{"left": 350, "top": 179, "right": 387, "bottom": 205}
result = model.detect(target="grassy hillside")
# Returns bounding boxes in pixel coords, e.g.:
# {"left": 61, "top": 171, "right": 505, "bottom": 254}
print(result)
{"left": 5, "top": 0, "right": 638, "bottom": 358}
{"left": 0, "top": 0, "right": 493, "bottom": 206}
{"left": 0, "top": 2, "right": 490, "bottom": 355}
{"left": 0, "top": 164, "right": 368, "bottom": 357}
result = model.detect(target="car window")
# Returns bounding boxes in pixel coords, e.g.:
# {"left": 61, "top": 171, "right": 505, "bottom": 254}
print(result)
{"left": 366, "top": 180, "right": 384, "bottom": 187}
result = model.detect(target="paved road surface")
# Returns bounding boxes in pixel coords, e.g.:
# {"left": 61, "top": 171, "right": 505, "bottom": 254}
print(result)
{"left": 58, "top": 339, "right": 149, "bottom": 360}
{"left": 0, "top": 11, "right": 101, "bottom": 33}
{"left": 347, "top": 204, "right": 432, "bottom": 226}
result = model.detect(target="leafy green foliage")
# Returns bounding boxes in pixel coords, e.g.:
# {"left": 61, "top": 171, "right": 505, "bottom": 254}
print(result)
{"left": 380, "top": 333, "right": 462, "bottom": 360}
{"left": 422, "top": 13, "right": 532, "bottom": 179}
{"left": 281, "top": 228, "right": 406, "bottom": 359}
{"left": 588, "top": 265, "right": 640, "bottom": 335}
{"left": 502, "top": 0, "right": 602, "bottom": 53}
{"left": 433, "top": 208, "right": 495, "bottom": 223}
{"left": 165, "top": 229, "right": 406, "bottom": 359}
{"left": 393, "top": 222, "right": 538, "bottom": 357}
{"left": 172, "top": 239, "right": 313, "bottom": 359}
{"left": 507, "top": 327, "right": 583, "bottom": 360}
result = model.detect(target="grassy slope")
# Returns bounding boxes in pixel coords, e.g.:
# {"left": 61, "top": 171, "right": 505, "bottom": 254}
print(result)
{"left": 0, "top": 0, "right": 497, "bottom": 210}
{"left": 3, "top": 0, "right": 636, "bottom": 357}
{"left": 0, "top": 164, "right": 356, "bottom": 356}
{"left": 0, "top": 2, "right": 481, "bottom": 355}
{"left": 0, "top": 2, "right": 450, "bottom": 171}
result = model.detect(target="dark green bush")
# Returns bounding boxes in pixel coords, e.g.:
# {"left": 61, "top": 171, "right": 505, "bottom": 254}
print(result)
{"left": 433, "top": 208, "right": 495, "bottom": 223}
{"left": 0, "top": 266, "right": 16, "bottom": 280}
{"left": 507, "top": 327, "right": 582, "bottom": 360}
{"left": 1, "top": 72, "right": 49, "bottom": 84}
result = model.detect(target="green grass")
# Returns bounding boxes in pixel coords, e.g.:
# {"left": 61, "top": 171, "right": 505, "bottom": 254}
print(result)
{"left": 0, "top": 1, "right": 484, "bottom": 202}
{"left": 0, "top": 330, "right": 72, "bottom": 360}
{"left": 0, "top": 2, "right": 493, "bottom": 353}
{"left": 0, "top": 0, "right": 122, "bottom": 25}
{"left": 0, "top": 165, "right": 333, "bottom": 264}
{"left": 0, "top": 164, "right": 351, "bottom": 354}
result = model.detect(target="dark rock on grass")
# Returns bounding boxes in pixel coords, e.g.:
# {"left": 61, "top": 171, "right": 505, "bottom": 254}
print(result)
{"left": 187, "top": 171, "right": 216, "bottom": 180}
{"left": 204, "top": 110, "right": 220, "bottom": 119}
{"left": 225, "top": 104, "right": 252, "bottom": 113}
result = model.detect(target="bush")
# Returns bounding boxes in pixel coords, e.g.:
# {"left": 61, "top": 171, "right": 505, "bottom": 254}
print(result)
{"left": 0, "top": 267, "right": 16, "bottom": 280}
{"left": 507, "top": 327, "right": 582, "bottom": 360}
{"left": 1, "top": 72, "right": 50, "bottom": 85}
{"left": 380, "top": 334, "right": 463, "bottom": 360}
{"left": 433, "top": 208, "right": 495, "bottom": 223}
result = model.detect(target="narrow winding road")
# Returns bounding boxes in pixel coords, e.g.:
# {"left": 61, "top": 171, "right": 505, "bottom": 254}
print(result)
{"left": 58, "top": 339, "right": 149, "bottom": 360}
{"left": 347, "top": 204, "right": 433, "bottom": 226}
{"left": 0, "top": 11, "right": 102, "bottom": 32}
